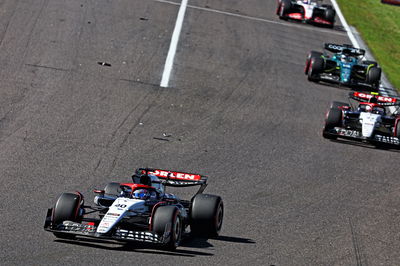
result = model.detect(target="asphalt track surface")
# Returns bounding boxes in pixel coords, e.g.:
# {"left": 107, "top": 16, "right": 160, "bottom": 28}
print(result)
{"left": 1, "top": 0, "right": 399, "bottom": 265}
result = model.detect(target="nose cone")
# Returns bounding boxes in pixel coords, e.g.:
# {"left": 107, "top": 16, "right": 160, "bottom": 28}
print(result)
{"left": 360, "top": 113, "right": 379, "bottom": 138}
{"left": 341, "top": 65, "right": 352, "bottom": 83}
{"left": 96, "top": 198, "right": 146, "bottom": 234}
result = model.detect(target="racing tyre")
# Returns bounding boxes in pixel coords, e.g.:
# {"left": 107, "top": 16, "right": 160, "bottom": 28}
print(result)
{"left": 104, "top": 182, "right": 121, "bottom": 197}
{"left": 324, "top": 8, "right": 336, "bottom": 26}
{"left": 323, "top": 107, "right": 342, "bottom": 139}
{"left": 305, "top": 51, "right": 323, "bottom": 75}
{"left": 191, "top": 194, "right": 224, "bottom": 237}
{"left": 308, "top": 56, "right": 324, "bottom": 82}
{"left": 153, "top": 206, "right": 182, "bottom": 250}
{"left": 52, "top": 192, "right": 83, "bottom": 239}
{"left": 395, "top": 121, "right": 400, "bottom": 139}
{"left": 278, "top": 0, "right": 291, "bottom": 19}
{"left": 330, "top": 101, "right": 349, "bottom": 109}
{"left": 366, "top": 67, "right": 382, "bottom": 88}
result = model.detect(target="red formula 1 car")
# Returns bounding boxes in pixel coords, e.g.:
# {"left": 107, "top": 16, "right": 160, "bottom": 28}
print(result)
{"left": 276, "top": 0, "right": 336, "bottom": 27}
{"left": 44, "top": 168, "right": 224, "bottom": 250}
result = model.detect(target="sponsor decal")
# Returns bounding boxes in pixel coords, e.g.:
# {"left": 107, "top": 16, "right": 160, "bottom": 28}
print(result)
{"left": 106, "top": 213, "right": 120, "bottom": 217}
{"left": 335, "top": 128, "right": 360, "bottom": 137}
{"left": 149, "top": 170, "right": 202, "bottom": 181}
{"left": 354, "top": 92, "right": 396, "bottom": 103}
{"left": 375, "top": 135, "right": 400, "bottom": 145}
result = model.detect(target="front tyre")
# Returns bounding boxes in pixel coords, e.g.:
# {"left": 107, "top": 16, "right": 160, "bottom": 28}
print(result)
{"left": 323, "top": 107, "right": 342, "bottom": 140}
{"left": 191, "top": 194, "right": 224, "bottom": 237}
{"left": 52, "top": 192, "right": 83, "bottom": 239}
{"left": 153, "top": 206, "right": 182, "bottom": 250}
{"left": 308, "top": 57, "right": 324, "bottom": 82}
{"left": 305, "top": 51, "right": 323, "bottom": 75}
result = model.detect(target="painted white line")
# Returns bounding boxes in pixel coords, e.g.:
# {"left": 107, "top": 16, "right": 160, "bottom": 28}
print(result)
{"left": 330, "top": 0, "right": 359, "bottom": 48}
{"left": 160, "top": 0, "right": 188, "bottom": 88}
{"left": 156, "top": 0, "right": 346, "bottom": 36}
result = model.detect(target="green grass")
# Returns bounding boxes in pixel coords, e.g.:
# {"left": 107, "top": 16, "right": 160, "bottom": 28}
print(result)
{"left": 336, "top": 0, "right": 400, "bottom": 89}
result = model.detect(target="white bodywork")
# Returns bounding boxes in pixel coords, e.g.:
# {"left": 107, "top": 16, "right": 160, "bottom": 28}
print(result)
{"left": 97, "top": 197, "right": 148, "bottom": 234}
{"left": 359, "top": 112, "right": 382, "bottom": 138}
{"left": 296, "top": 1, "right": 317, "bottom": 19}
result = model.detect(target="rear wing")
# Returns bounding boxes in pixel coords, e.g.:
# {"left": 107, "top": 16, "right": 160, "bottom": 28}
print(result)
{"left": 133, "top": 168, "right": 208, "bottom": 188}
{"left": 324, "top": 43, "right": 365, "bottom": 56}
{"left": 349, "top": 92, "right": 400, "bottom": 106}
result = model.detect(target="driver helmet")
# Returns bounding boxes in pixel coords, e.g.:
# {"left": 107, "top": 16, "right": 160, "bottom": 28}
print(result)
{"left": 302, "top": 0, "right": 310, "bottom": 3}
{"left": 365, "top": 105, "right": 372, "bottom": 112}
{"left": 133, "top": 189, "right": 150, "bottom": 200}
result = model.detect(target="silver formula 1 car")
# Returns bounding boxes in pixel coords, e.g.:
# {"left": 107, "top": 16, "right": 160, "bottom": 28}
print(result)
{"left": 44, "top": 168, "right": 224, "bottom": 250}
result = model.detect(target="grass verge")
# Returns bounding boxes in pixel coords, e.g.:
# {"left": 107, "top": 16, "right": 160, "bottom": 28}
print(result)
{"left": 336, "top": 0, "right": 400, "bottom": 89}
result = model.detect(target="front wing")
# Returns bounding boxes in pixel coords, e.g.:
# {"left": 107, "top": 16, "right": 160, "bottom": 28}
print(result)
{"left": 324, "top": 127, "right": 400, "bottom": 146}
{"left": 317, "top": 74, "right": 376, "bottom": 89}
{"left": 44, "top": 209, "right": 167, "bottom": 244}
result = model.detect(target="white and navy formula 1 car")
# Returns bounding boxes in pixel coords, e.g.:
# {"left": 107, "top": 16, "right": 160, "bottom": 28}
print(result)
{"left": 323, "top": 92, "right": 400, "bottom": 147}
{"left": 44, "top": 168, "right": 224, "bottom": 250}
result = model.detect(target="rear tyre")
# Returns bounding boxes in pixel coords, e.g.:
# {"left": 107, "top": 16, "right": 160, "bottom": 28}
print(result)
{"left": 153, "top": 206, "right": 182, "bottom": 250}
{"left": 308, "top": 57, "right": 324, "bottom": 82}
{"left": 324, "top": 8, "right": 336, "bottom": 26}
{"left": 323, "top": 107, "right": 342, "bottom": 140}
{"left": 52, "top": 192, "right": 83, "bottom": 239}
{"left": 191, "top": 194, "right": 224, "bottom": 237}
{"left": 104, "top": 182, "right": 121, "bottom": 197}
{"left": 366, "top": 67, "right": 382, "bottom": 88}
{"left": 305, "top": 51, "right": 323, "bottom": 75}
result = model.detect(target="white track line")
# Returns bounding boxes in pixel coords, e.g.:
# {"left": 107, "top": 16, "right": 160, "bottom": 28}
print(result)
{"left": 160, "top": 0, "right": 188, "bottom": 88}
{"left": 156, "top": 0, "right": 346, "bottom": 36}
{"left": 330, "top": 0, "right": 396, "bottom": 113}
{"left": 330, "top": 0, "right": 359, "bottom": 48}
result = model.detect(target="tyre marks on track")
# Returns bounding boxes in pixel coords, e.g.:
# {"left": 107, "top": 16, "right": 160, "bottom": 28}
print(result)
{"left": 349, "top": 217, "right": 367, "bottom": 266}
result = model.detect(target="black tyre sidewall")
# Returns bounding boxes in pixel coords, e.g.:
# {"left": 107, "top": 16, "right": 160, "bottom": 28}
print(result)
{"left": 367, "top": 67, "right": 382, "bottom": 85}
{"left": 325, "top": 107, "right": 342, "bottom": 130}
{"left": 396, "top": 121, "right": 400, "bottom": 139}
{"left": 305, "top": 51, "right": 323, "bottom": 75}
{"left": 53, "top": 193, "right": 81, "bottom": 225}
{"left": 308, "top": 57, "right": 324, "bottom": 81}
{"left": 153, "top": 206, "right": 182, "bottom": 250}
{"left": 324, "top": 9, "right": 336, "bottom": 23}
{"left": 191, "top": 194, "right": 224, "bottom": 237}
